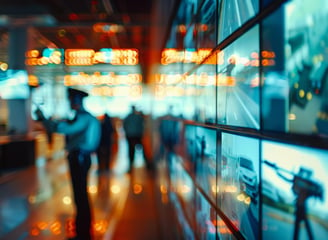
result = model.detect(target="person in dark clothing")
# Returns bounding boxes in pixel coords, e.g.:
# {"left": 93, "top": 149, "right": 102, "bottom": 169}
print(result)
{"left": 35, "top": 88, "right": 101, "bottom": 240}
{"left": 97, "top": 113, "right": 114, "bottom": 172}
{"left": 123, "top": 105, "right": 148, "bottom": 173}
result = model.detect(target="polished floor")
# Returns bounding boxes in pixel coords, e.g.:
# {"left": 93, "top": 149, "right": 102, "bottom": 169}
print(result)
{"left": 0, "top": 134, "right": 178, "bottom": 240}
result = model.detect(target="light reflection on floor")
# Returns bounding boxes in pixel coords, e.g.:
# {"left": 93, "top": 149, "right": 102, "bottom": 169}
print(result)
{"left": 0, "top": 137, "right": 141, "bottom": 240}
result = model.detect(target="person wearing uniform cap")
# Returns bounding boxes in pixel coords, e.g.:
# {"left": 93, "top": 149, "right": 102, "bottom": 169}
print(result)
{"left": 35, "top": 87, "right": 101, "bottom": 240}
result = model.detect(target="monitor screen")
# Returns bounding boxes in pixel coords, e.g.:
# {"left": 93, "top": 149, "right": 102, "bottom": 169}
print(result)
{"left": 170, "top": 155, "right": 196, "bottom": 230}
{"left": 217, "top": 25, "right": 260, "bottom": 129}
{"left": 262, "top": 0, "right": 328, "bottom": 137}
{"left": 196, "top": 0, "right": 217, "bottom": 49}
{"left": 194, "top": 60, "right": 217, "bottom": 125}
{"left": 195, "top": 126, "right": 218, "bottom": 203}
{"left": 218, "top": 0, "right": 259, "bottom": 43}
{"left": 182, "top": 124, "right": 198, "bottom": 173}
{"left": 216, "top": 213, "right": 238, "bottom": 240}
{"left": 219, "top": 132, "right": 260, "bottom": 240}
{"left": 195, "top": 189, "right": 217, "bottom": 240}
{"left": 262, "top": 140, "right": 328, "bottom": 240}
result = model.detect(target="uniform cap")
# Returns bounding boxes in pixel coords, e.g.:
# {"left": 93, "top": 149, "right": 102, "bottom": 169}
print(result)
{"left": 68, "top": 88, "right": 88, "bottom": 99}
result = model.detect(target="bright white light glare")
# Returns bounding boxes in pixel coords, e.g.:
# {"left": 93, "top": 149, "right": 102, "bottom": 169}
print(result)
{"left": 110, "top": 184, "right": 121, "bottom": 194}
{"left": 88, "top": 185, "right": 98, "bottom": 194}
{"left": 62, "top": 196, "right": 72, "bottom": 205}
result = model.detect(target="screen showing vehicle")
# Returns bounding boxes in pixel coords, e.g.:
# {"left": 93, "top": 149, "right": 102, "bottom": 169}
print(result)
{"left": 218, "top": 0, "right": 259, "bottom": 44}
{"left": 195, "top": 126, "right": 218, "bottom": 203}
{"left": 217, "top": 25, "right": 260, "bottom": 129}
{"left": 219, "top": 132, "right": 260, "bottom": 240}
{"left": 262, "top": 140, "right": 328, "bottom": 240}
{"left": 195, "top": 189, "right": 217, "bottom": 240}
{"left": 262, "top": 0, "right": 328, "bottom": 137}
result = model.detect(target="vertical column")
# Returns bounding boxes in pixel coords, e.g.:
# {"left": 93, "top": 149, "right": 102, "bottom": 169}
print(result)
{"left": 7, "top": 26, "right": 30, "bottom": 135}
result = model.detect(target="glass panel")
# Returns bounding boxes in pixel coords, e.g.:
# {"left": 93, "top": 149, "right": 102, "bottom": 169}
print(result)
{"left": 262, "top": 140, "right": 328, "bottom": 239}
{"left": 194, "top": 53, "right": 217, "bottom": 124}
{"left": 195, "top": 126, "right": 217, "bottom": 203}
{"left": 261, "top": 0, "right": 275, "bottom": 9}
{"left": 218, "top": 0, "right": 259, "bottom": 43}
{"left": 217, "top": 26, "right": 260, "bottom": 129}
{"left": 217, "top": 214, "right": 238, "bottom": 240}
{"left": 196, "top": 189, "right": 217, "bottom": 239}
{"left": 171, "top": 158, "right": 196, "bottom": 233}
{"left": 196, "top": 0, "right": 218, "bottom": 49}
{"left": 262, "top": 0, "right": 328, "bottom": 137}
{"left": 220, "top": 132, "right": 260, "bottom": 240}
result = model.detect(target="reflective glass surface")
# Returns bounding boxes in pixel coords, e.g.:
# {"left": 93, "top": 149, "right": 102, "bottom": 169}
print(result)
{"left": 217, "top": 26, "right": 260, "bottom": 129}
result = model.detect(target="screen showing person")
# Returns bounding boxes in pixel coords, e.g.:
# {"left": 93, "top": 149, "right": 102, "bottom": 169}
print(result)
{"left": 195, "top": 126, "right": 218, "bottom": 204}
{"left": 262, "top": 140, "right": 328, "bottom": 240}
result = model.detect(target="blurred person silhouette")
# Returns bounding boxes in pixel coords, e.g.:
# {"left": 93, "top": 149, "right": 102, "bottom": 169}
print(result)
{"left": 97, "top": 113, "right": 114, "bottom": 173}
{"left": 35, "top": 88, "right": 101, "bottom": 240}
{"left": 158, "top": 105, "right": 180, "bottom": 170}
{"left": 158, "top": 105, "right": 180, "bottom": 156}
{"left": 123, "top": 105, "right": 150, "bottom": 173}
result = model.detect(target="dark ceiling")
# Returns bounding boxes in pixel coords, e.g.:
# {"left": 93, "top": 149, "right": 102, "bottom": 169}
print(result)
{"left": 0, "top": 0, "right": 155, "bottom": 78}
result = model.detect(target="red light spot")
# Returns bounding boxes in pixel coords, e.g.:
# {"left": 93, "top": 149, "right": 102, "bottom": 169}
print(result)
{"left": 69, "top": 13, "right": 79, "bottom": 21}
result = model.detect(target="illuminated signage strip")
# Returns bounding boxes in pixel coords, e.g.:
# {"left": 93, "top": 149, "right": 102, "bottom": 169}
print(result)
{"left": 65, "top": 48, "right": 139, "bottom": 66}
{"left": 64, "top": 72, "right": 142, "bottom": 86}
{"left": 26, "top": 48, "right": 139, "bottom": 66}
{"left": 155, "top": 73, "right": 235, "bottom": 86}
{"left": 91, "top": 85, "right": 142, "bottom": 98}
{"left": 161, "top": 48, "right": 213, "bottom": 65}
{"left": 161, "top": 49, "right": 276, "bottom": 66}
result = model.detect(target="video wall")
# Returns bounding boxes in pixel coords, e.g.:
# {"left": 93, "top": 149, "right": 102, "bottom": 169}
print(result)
{"left": 156, "top": 0, "right": 328, "bottom": 239}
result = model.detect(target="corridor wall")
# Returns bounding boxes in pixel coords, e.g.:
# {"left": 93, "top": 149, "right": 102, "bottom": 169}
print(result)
{"left": 154, "top": 0, "right": 328, "bottom": 239}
